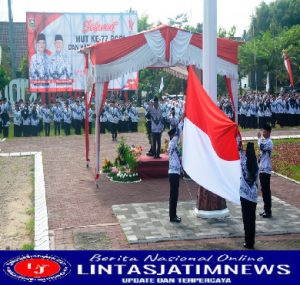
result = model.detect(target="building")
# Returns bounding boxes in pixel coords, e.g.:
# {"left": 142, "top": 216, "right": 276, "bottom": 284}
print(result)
{"left": 0, "top": 21, "right": 27, "bottom": 71}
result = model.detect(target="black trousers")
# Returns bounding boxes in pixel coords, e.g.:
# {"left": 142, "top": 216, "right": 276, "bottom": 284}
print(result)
{"left": 44, "top": 123, "right": 50, "bottom": 136}
{"left": 89, "top": 122, "right": 92, "bottom": 134}
{"left": 152, "top": 132, "right": 161, "bottom": 156}
{"left": 31, "top": 125, "right": 38, "bottom": 136}
{"left": 111, "top": 123, "right": 118, "bottom": 140}
{"left": 130, "top": 122, "right": 138, "bottom": 132}
{"left": 100, "top": 122, "right": 106, "bottom": 134}
{"left": 54, "top": 121, "right": 61, "bottom": 135}
{"left": 23, "top": 125, "right": 31, "bottom": 137}
{"left": 14, "top": 124, "right": 22, "bottom": 137}
{"left": 74, "top": 119, "right": 81, "bottom": 135}
{"left": 241, "top": 197, "right": 257, "bottom": 247}
{"left": 64, "top": 123, "right": 71, "bottom": 135}
{"left": 259, "top": 173, "right": 272, "bottom": 215}
{"left": 271, "top": 113, "right": 276, "bottom": 127}
{"left": 169, "top": 174, "right": 180, "bottom": 219}
{"left": 3, "top": 126, "right": 9, "bottom": 138}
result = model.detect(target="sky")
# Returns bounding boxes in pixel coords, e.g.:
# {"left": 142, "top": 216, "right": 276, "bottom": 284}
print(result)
{"left": 0, "top": 0, "right": 273, "bottom": 35}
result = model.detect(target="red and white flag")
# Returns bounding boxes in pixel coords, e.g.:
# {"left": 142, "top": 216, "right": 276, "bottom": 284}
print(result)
{"left": 182, "top": 66, "right": 241, "bottom": 205}
{"left": 283, "top": 49, "right": 294, "bottom": 88}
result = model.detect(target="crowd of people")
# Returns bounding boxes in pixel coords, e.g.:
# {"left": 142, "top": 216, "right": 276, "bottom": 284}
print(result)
{"left": 0, "top": 97, "right": 143, "bottom": 138}
{"left": 218, "top": 90, "right": 300, "bottom": 128}
{"left": 1, "top": 90, "right": 300, "bottom": 139}
{"left": 0, "top": 97, "right": 93, "bottom": 138}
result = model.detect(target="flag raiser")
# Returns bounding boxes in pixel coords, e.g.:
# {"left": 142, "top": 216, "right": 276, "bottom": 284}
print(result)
{"left": 182, "top": 66, "right": 241, "bottom": 205}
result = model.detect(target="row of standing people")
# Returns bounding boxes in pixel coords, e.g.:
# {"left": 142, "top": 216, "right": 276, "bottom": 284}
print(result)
{"left": 218, "top": 91, "right": 300, "bottom": 128}
{"left": 100, "top": 101, "right": 139, "bottom": 140}
{"left": 0, "top": 99, "right": 94, "bottom": 137}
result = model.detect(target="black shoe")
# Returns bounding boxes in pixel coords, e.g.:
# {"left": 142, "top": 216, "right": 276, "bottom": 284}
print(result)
{"left": 146, "top": 152, "right": 153, "bottom": 156}
{"left": 170, "top": 216, "right": 181, "bottom": 223}
{"left": 262, "top": 213, "right": 272, "bottom": 218}
{"left": 259, "top": 212, "right": 265, "bottom": 216}
{"left": 243, "top": 243, "right": 254, "bottom": 249}
{"left": 153, "top": 155, "right": 158, "bottom": 159}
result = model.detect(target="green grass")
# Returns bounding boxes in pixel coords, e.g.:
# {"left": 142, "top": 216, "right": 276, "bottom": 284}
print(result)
{"left": 5, "top": 120, "right": 89, "bottom": 139}
{"left": 21, "top": 156, "right": 35, "bottom": 250}
{"left": 272, "top": 138, "right": 300, "bottom": 145}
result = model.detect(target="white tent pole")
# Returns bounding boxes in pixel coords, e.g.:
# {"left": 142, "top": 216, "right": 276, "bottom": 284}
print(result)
{"left": 95, "top": 83, "right": 102, "bottom": 184}
{"left": 203, "top": 0, "right": 217, "bottom": 103}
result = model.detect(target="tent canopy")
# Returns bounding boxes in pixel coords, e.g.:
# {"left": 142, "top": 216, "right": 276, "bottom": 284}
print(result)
{"left": 81, "top": 25, "right": 241, "bottom": 83}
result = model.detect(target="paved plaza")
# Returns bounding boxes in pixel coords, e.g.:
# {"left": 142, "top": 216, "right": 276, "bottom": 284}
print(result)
{"left": 0, "top": 128, "right": 300, "bottom": 250}
{"left": 113, "top": 196, "right": 300, "bottom": 244}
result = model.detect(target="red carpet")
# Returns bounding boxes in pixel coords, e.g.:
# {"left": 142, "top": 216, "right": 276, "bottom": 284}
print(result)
{"left": 137, "top": 154, "right": 169, "bottom": 179}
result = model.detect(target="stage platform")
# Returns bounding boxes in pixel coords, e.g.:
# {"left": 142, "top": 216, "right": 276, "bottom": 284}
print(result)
{"left": 137, "top": 154, "right": 169, "bottom": 179}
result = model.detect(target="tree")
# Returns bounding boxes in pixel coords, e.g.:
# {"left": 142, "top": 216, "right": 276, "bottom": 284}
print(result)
{"left": 250, "top": 0, "right": 300, "bottom": 37}
{"left": 0, "top": 66, "right": 10, "bottom": 96}
{"left": 20, "top": 56, "right": 29, "bottom": 79}
{"left": 168, "top": 13, "right": 188, "bottom": 28}
{"left": 218, "top": 26, "right": 236, "bottom": 39}
{"left": 138, "top": 14, "right": 153, "bottom": 32}
{"left": 0, "top": 45, "right": 12, "bottom": 79}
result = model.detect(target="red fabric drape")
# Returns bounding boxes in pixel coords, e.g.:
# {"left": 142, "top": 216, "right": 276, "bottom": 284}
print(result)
{"left": 283, "top": 49, "right": 294, "bottom": 88}
{"left": 124, "top": 91, "right": 128, "bottom": 103}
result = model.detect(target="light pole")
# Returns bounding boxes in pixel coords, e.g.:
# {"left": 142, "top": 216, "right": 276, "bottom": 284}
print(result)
{"left": 7, "top": 0, "right": 16, "bottom": 78}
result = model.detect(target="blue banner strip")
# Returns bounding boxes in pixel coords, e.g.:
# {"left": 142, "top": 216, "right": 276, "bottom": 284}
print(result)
{"left": 1, "top": 250, "right": 299, "bottom": 285}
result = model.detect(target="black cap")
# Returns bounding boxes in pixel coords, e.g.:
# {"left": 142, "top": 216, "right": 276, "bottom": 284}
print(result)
{"left": 37, "top": 33, "right": 46, "bottom": 41}
{"left": 263, "top": 124, "right": 272, "bottom": 132}
{"left": 55, "top": 34, "right": 63, "bottom": 41}
{"left": 154, "top": 96, "right": 158, "bottom": 102}
{"left": 168, "top": 128, "right": 177, "bottom": 138}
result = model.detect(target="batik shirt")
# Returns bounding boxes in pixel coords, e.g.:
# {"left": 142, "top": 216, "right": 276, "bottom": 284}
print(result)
{"left": 50, "top": 52, "right": 72, "bottom": 80}
{"left": 63, "top": 108, "right": 72, "bottom": 124}
{"left": 258, "top": 137, "right": 273, "bottom": 174}
{"left": 41, "top": 108, "right": 51, "bottom": 123}
{"left": 108, "top": 107, "right": 120, "bottom": 124}
{"left": 239, "top": 149, "right": 258, "bottom": 203}
{"left": 29, "top": 53, "right": 50, "bottom": 80}
{"left": 13, "top": 110, "right": 22, "bottom": 126}
{"left": 146, "top": 105, "right": 164, "bottom": 133}
{"left": 168, "top": 121, "right": 184, "bottom": 174}
{"left": 52, "top": 106, "right": 63, "bottom": 122}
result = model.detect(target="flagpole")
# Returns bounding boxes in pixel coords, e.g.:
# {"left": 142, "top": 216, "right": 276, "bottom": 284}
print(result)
{"left": 203, "top": 0, "right": 217, "bottom": 102}
{"left": 195, "top": 0, "right": 229, "bottom": 218}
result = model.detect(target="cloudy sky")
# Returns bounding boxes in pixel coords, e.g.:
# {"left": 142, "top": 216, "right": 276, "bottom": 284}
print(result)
{"left": 1, "top": 0, "right": 273, "bottom": 35}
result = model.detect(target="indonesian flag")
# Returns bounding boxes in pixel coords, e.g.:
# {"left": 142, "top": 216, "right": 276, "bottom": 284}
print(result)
{"left": 283, "top": 49, "right": 294, "bottom": 88}
{"left": 182, "top": 66, "right": 241, "bottom": 205}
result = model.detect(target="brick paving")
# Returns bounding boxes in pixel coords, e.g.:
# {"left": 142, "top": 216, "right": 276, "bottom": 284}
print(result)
{"left": 1, "top": 128, "right": 300, "bottom": 250}
{"left": 113, "top": 196, "right": 300, "bottom": 244}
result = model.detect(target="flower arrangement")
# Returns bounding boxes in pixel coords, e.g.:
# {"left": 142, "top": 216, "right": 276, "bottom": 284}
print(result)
{"left": 161, "top": 139, "right": 169, "bottom": 154}
{"left": 102, "top": 137, "right": 141, "bottom": 183}
{"left": 131, "top": 145, "right": 143, "bottom": 159}
{"left": 102, "top": 159, "right": 113, "bottom": 173}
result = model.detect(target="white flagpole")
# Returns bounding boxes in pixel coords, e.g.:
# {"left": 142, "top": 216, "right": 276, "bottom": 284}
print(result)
{"left": 195, "top": 0, "right": 229, "bottom": 219}
{"left": 203, "top": 0, "right": 217, "bottom": 103}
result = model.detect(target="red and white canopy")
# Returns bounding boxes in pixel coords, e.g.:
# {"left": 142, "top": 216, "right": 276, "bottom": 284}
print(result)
{"left": 80, "top": 25, "right": 241, "bottom": 182}
{"left": 82, "top": 25, "right": 240, "bottom": 83}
